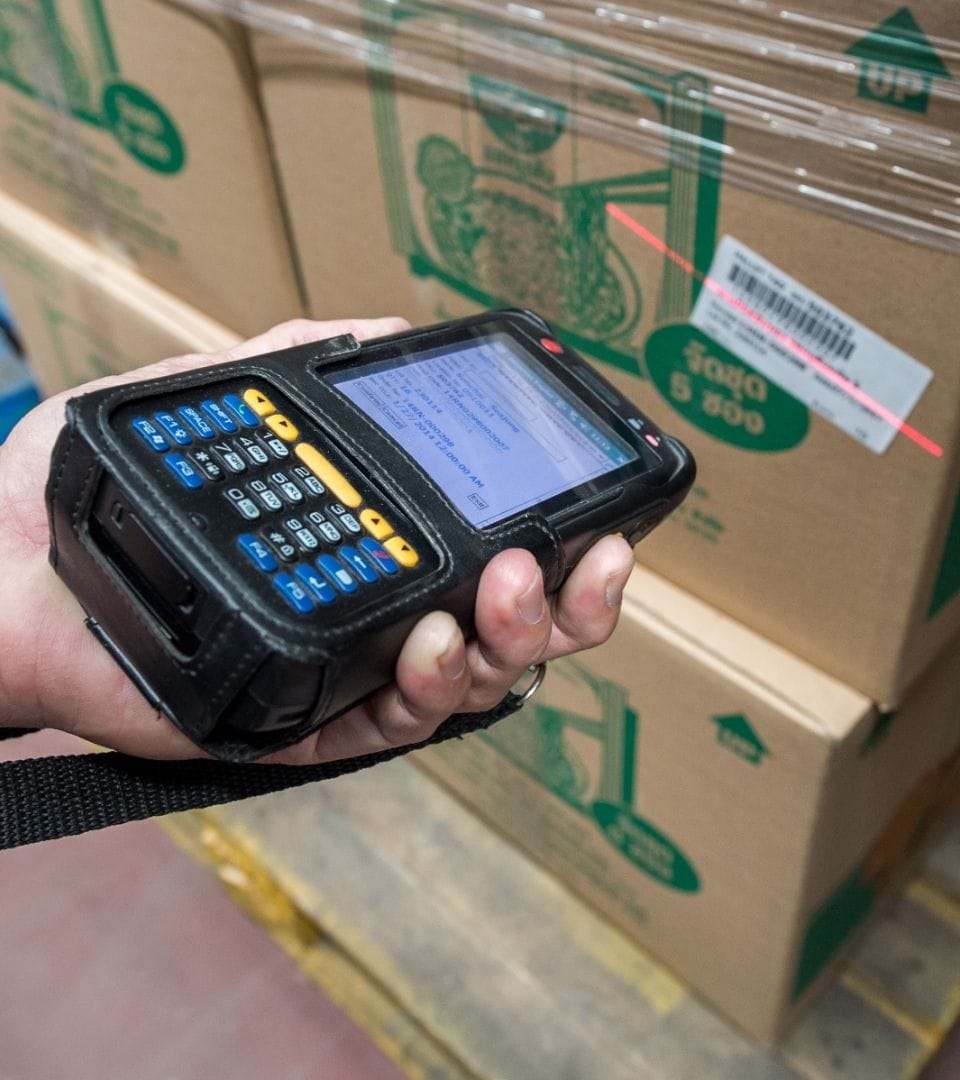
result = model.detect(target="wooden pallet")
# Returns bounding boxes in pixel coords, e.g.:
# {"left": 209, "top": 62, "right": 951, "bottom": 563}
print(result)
{"left": 161, "top": 758, "right": 960, "bottom": 1080}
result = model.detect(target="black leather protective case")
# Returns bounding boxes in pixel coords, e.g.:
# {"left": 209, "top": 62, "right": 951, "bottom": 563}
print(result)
{"left": 46, "top": 310, "right": 694, "bottom": 760}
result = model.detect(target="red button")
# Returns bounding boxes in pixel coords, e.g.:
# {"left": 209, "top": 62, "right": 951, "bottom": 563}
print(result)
{"left": 540, "top": 337, "right": 563, "bottom": 354}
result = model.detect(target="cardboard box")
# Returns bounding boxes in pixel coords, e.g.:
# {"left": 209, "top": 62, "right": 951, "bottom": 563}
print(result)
{"left": 542, "top": 1, "right": 959, "bottom": 135}
{"left": 251, "top": 1, "right": 960, "bottom": 702}
{"left": 0, "top": 191, "right": 239, "bottom": 396}
{"left": 0, "top": 289, "right": 38, "bottom": 442}
{"left": 416, "top": 566, "right": 960, "bottom": 1043}
{"left": 0, "top": 0, "right": 302, "bottom": 337}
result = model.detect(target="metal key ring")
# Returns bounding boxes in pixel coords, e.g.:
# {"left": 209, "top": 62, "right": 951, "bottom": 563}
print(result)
{"left": 512, "top": 661, "right": 548, "bottom": 705}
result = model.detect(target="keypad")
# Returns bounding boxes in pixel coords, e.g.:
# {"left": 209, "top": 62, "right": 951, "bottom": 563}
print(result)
{"left": 129, "top": 382, "right": 423, "bottom": 616}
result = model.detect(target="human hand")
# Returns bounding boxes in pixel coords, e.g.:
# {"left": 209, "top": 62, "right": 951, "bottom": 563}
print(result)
{"left": 0, "top": 318, "right": 635, "bottom": 764}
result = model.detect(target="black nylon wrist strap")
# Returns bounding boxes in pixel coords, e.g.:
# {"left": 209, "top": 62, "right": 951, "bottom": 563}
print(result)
{"left": 0, "top": 692, "right": 526, "bottom": 851}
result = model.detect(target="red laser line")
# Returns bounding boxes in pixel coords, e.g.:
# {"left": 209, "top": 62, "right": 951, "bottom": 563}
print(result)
{"left": 605, "top": 202, "right": 942, "bottom": 459}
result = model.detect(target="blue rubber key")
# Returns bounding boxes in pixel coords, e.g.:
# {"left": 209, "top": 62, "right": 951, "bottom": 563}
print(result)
{"left": 316, "top": 554, "right": 358, "bottom": 594}
{"left": 164, "top": 453, "right": 203, "bottom": 490}
{"left": 294, "top": 564, "right": 336, "bottom": 605}
{"left": 222, "top": 394, "right": 260, "bottom": 428}
{"left": 177, "top": 405, "right": 216, "bottom": 440}
{"left": 237, "top": 534, "right": 278, "bottom": 572}
{"left": 154, "top": 411, "right": 192, "bottom": 446}
{"left": 273, "top": 573, "right": 314, "bottom": 614}
{"left": 131, "top": 417, "right": 168, "bottom": 452}
{"left": 340, "top": 545, "right": 378, "bottom": 584}
{"left": 358, "top": 537, "right": 399, "bottom": 576}
{"left": 202, "top": 399, "right": 239, "bottom": 433}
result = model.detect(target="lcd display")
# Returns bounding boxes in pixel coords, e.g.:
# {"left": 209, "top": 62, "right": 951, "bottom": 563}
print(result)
{"left": 329, "top": 333, "right": 638, "bottom": 527}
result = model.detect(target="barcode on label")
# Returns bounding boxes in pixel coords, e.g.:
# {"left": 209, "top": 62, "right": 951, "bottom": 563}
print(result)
{"left": 727, "top": 263, "right": 857, "bottom": 362}
{"left": 691, "top": 235, "right": 934, "bottom": 455}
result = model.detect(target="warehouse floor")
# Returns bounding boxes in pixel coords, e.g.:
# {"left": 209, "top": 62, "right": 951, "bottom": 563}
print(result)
{"left": 0, "top": 731, "right": 403, "bottom": 1080}
{"left": 2, "top": 729, "right": 958, "bottom": 1080}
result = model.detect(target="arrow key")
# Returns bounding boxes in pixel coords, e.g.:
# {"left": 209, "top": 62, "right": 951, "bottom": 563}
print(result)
{"left": 265, "top": 413, "right": 299, "bottom": 442}
{"left": 242, "top": 388, "right": 276, "bottom": 417}
{"left": 360, "top": 508, "right": 393, "bottom": 540}
{"left": 384, "top": 535, "right": 419, "bottom": 568}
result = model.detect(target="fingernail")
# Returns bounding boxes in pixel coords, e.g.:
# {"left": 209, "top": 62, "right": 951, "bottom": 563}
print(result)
{"left": 605, "top": 560, "right": 634, "bottom": 608}
{"left": 438, "top": 629, "right": 466, "bottom": 681}
{"left": 517, "top": 567, "right": 546, "bottom": 625}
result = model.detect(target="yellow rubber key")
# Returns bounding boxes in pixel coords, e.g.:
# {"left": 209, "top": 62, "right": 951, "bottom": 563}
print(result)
{"left": 384, "top": 536, "right": 420, "bottom": 568}
{"left": 265, "top": 413, "right": 299, "bottom": 442}
{"left": 294, "top": 443, "right": 362, "bottom": 508}
{"left": 242, "top": 388, "right": 276, "bottom": 417}
{"left": 360, "top": 508, "right": 394, "bottom": 540}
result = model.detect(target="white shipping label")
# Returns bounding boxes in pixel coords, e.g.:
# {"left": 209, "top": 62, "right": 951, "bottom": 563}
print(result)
{"left": 690, "top": 236, "right": 933, "bottom": 454}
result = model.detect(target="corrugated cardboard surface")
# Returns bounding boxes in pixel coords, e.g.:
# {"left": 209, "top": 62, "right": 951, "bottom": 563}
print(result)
{"left": 251, "top": 2, "right": 960, "bottom": 703}
{"left": 0, "top": 0, "right": 301, "bottom": 336}
{"left": 416, "top": 566, "right": 960, "bottom": 1043}
{"left": 553, "top": 0, "right": 959, "bottom": 159}
{"left": 0, "top": 190, "right": 239, "bottom": 395}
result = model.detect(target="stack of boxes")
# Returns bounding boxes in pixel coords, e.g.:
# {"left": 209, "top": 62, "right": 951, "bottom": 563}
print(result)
{"left": 4, "top": 0, "right": 958, "bottom": 1045}
{"left": 0, "top": 0, "right": 296, "bottom": 386}
{"left": 247, "top": 0, "right": 960, "bottom": 1040}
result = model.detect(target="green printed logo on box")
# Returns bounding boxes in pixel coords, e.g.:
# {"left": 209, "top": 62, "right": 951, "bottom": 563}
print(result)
{"left": 793, "top": 752, "right": 960, "bottom": 1000}
{"left": 845, "top": 7, "right": 953, "bottom": 115}
{"left": 928, "top": 484, "right": 960, "bottom": 619}
{"left": 366, "top": 0, "right": 723, "bottom": 379}
{"left": 0, "top": 1, "right": 184, "bottom": 173}
{"left": 481, "top": 658, "right": 701, "bottom": 892}
{"left": 646, "top": 323, "right": 809, "bottom": 451}
{"left": 711, "top": 713, "right": 770, "bottom": 766}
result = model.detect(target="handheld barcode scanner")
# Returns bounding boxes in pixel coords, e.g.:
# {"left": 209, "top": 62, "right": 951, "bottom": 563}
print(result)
{"left": 46, "top": 310, "right": 695, "bottom": 761}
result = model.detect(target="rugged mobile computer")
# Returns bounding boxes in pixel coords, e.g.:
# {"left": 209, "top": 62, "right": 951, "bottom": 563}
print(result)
{"left": 47, "top": 309, "right": 695, "bottom": 760}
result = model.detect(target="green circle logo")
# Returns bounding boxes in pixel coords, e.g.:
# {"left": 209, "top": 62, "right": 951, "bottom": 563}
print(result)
{"left": 103, "top": 82, "right": 185, "bottom": 174}
{"left": 645, "top": 323, "right": 809, "bottom": 452}
{"left": 592, "top": 801, "right": 700, "bottom": 892}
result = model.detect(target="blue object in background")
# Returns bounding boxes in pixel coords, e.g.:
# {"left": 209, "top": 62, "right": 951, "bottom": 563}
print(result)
{"left": 0, "top": 284, "right": 40, "bottom": 444}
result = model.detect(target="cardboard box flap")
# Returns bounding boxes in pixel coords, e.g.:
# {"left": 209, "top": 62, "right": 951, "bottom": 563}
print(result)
{"left": 0, "top": 191, "right": 239, "bottom": 363}
{"left": 622, "top": 566, "right": 873, "bottom": 740}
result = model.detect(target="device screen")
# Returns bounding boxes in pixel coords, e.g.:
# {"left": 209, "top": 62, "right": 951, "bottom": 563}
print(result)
{"left": 328, "top": 332, "right": 638, "bottom": 527}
